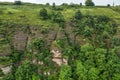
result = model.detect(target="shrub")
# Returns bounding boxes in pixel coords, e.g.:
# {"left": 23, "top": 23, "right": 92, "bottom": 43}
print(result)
{"left": 52, "top": 12, "right": 65, "bottom": 23}
{"left": 8, "top": 11, "right": 13, "bottom": 14}
{"left": 52, "top": 12, "right": 65, "bottom": 27}
{"left": 0, "top": 10, "right": 3, "bottom": 14}
{"left": 0, "top": 69, "right": 4, "bottom": 76}
{"left": 54, "top": 7, "right": 64, "bottom": 11}
{"left": 96, "top": 16, "right": 110, "bottom": 23}
{"left": 74, "top": 10, "right": 82, "bottom": 20}
{"left": 32, "top": 38, "right": 45, "bottom": 50}
{"left": 112, "top": 36, "right": 120, "bottom": 46}
{"left": 40, "top": 8, "right": 48, "bottom": 20}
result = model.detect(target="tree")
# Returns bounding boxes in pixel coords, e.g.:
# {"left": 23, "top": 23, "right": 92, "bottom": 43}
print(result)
{"left": 32, "top": 38, "right": 45, "bottom": 50}
{"left": 76, "top": 61, "right": 88, "bottom": 80}
{"left": 107, "top": 4, "right": 111, "bottom": 7}
{"left": 40, "top": 8, "right": 48, "bottom": 20}
{"left": 88, "top": 68, "right": 99, "bottom": 80}
{"left": 85, "top": 0, "right": 95, "bottom": 6}
{"left": 52, "top": 3, "right": 56, "bottom": 9}
{"left": 59, "top": 65, "right": 72, "bottom": 80}
{"left": 74, "top": 10, "right": 82, "bottom": 20}
{"left": 14, "top": 0, "right": 22, "bottom": 5}
{"left": 83, "top": 26, "right": 92, "bottom": 37}
{"left": 80, "top": 3, "right": 82, "bottom": 6}
{"left": 112, "top": 36, "right": 120, "bottom": 46}
{"left": 46, "top": 3, "right": 50, "bottom": 6}
{"left": 15, "top": 61, "right": 37, "bottom": 80}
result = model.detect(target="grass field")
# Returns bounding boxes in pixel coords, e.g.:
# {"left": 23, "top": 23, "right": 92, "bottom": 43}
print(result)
{"left": 0, "top": 5, "right": 120, "bottom": 26}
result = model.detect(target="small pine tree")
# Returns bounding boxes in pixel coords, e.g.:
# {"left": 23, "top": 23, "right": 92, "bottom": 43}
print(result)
{"left": 74, "top": 10, "right": 82, "bottom": 20}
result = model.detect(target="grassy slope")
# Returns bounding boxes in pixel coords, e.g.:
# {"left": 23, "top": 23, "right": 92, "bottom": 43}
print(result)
{"left": 0, "top": 5, "right": 120, "bottom": 25}
{"left": 0, "top": 5, "right": 120, "bottom": 36}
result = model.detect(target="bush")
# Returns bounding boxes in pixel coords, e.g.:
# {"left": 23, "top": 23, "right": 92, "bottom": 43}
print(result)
{"left": 52, "top": 12, "right": 65, "bottom": 27}
{"left": 8, "top": 11, "right": 13, "bottom": 14}
{"left": 74, "top": 10, "right": 82, "bottom": 20}
{"left": 0, "top": 10, "right": 3, "bottom": 14}
{"left": 52, "top": 12, "right": 65, "bottom": 23}
{"left": 40, "top": 8, "right": 48, "bottom": 20}
{"left": 112, "top": 36, "right": 120, "bottom": 46}
{"left": 0, "top": 69, "right": 4, "bottom": 76}
{"left": 32, "top": 38, "right": 45, "bottom": 50}
{"left": 95, "top": 15, "right": 110, "bottom": 23}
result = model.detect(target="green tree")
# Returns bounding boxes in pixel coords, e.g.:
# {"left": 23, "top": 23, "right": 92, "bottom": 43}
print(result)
{"left": 112, "top": 36, "right": 120, "bottom": 46}
{"left": 88, "top": 68, "right": 99, "bottom": 80}
{"left": 107, "top": 4, "right": 111, "bottom": 7}
{"left": 32, "top": 74, "right": 40, "bottom": 80}
{"left": 85, "top": 0, "right": 95, "bottom": 6}
{"left": 52, "top": 3, "right": 56, "bottom": 9}
{"left": 14, "top": 0, "right": 22, "bottom": 5}
{"left": 15, "top": 61, "right": 37, "bottom": 80}
{"left": 59, "top": 65, "right": 72, "bottom": 80}
{"left": 46, "top": 3, "right": 50, "bottom": 6}
{"left": 76, "top": 61, "right": 88, "bottom": 80}
{"left": 80, "top": 3, "right": 82, "bottom": 6}
{"left": 32, "top": 38, "right": 44, "bottom": 50}
{"left": 83, "top": 26, "right": 92, "bottom": 37}
{"left": 40, "top": 8, "right": 48, "bottom": 20}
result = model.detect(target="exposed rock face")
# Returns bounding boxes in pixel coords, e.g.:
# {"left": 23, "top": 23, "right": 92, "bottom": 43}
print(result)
{"left": 51, "top": 50, "right": 67, "bottom": 66}
{"left": 32, "top": 59, "right": 43, "bottom": 65}
{"left": 0, "top": 38, "right": 11, "bottom": 56}
{"left": 13, "top": 31, "right": 28, "bottom": 50}
{"left": 0, "top": 34, "right": 4, "bottom": 38}
{"left": 0, "top": 45, "right": 11, "bottom": 56}
{"left": 65, "top": 22, "right": 75, "bottom": 44}
{"left": 44, "top": 28, "right": 58, "bottom": 46}
{"left": 1, "top": 65, "right": 12, "bottom": 75}
{"left": 0, "top": 21, "right": 81, "bottom": 76}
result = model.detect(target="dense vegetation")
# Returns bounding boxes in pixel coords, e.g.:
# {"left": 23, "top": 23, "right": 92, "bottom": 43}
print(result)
{"left": 0, "top": 1, "right": 120, "bottom": 80}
